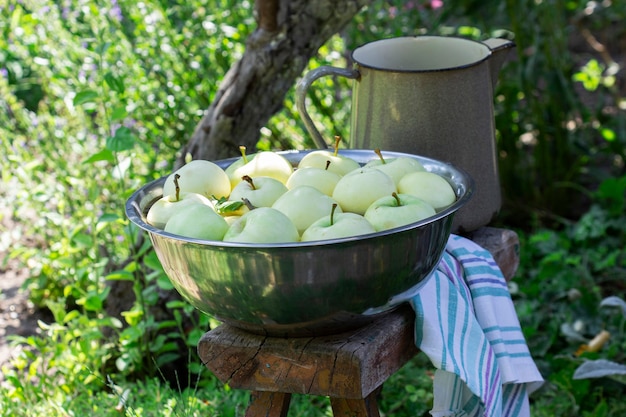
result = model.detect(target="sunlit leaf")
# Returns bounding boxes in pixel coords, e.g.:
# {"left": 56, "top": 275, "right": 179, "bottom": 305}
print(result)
{"left": 71, "top": 232, "right": 93, "bottom": 248}
{"left": 110, "top": 105, "right": 128, "bottom": 121}
{"left": 600, "top": 296, "right": 626, "bottom": 317}
{"left": 98, "top": 213, "right": 121, "bottom": 223}
{"left": 73, "top": 90, "right": 99, "bottom": 106}
{"left": 121, "top": 310, "right": 144, "bottom": 326}
{"left": 78, "top": 294, "right": 103, "bottom": 312}
{"left": 105, "top": 270, "right": 135, "bottom": 281}
{"left": 573, "top": 359, "right": 626, "bottom": 380}
{"left": 84, "top": 148, "right": 115, "bottom": 164}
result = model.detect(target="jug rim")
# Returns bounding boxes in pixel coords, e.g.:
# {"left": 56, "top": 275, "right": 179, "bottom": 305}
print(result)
{"left": 351, "top": 35, "right": 492, "bottom": 73}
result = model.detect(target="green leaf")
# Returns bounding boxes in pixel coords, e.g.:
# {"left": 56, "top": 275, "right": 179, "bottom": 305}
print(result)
{"left": 186, "top": 328, "right": 205, "bottom": 346}
{"left": 144, "top": 250, "right": 164, "bottom": 272}
{"left": 77, "top": 294, "right": 103, "bottom": 312}
{"left": 121, "top": 309, "right": 144, "bottom": 326}
{"left": 95, "top": 42, "right": 111, "bottom": 55}
{"left": 98, "top": 213, "right": 120, "bottom": 224}
{"left": 600, "top": 128, "right": 616, "bottom": 142}
{"left": 73, "top": 90, "right": 99, "bottom": 106}
{"left": 104, "top": 72, "right": 125, "bottom": 94}
{"left": 106, "top": 126, "right": 136, "bottom": 152}
{"left": 85, "top": 295, "right": 103, "bottom": 311}
{"left": 84, "top": 148, "right": 115, "bottom": 164}
{"left": 214, "top": 196, "right": 244, "bottom": 214}
{"left": 105, "top": 270, "right": 135, "bottom": 281}
{"left": 156, "top": 352, "right": 181, "bottom": 367}
{"left": 156, "top": 274, "right": 174, "bottom": 291}
{"left": 62, "top": 310, "right": 81, "bottom": 324}
{"left": 165, "top": 300, "right": 187, "bottom": 309}
{"left": 110, "top": 105, "right": 128, "bottom": 121}
{"left": 71, "top": 232, "right": 93, "bottom": 249}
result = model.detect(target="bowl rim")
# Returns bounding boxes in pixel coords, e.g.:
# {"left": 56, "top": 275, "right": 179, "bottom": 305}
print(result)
{"left": 125, "top": 149, "right": 474, "bottom": 248}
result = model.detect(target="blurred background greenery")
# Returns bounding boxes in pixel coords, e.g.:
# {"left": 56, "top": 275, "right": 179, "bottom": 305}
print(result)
{"left": 1, "top": 0, "right": 625, "bottom": 415}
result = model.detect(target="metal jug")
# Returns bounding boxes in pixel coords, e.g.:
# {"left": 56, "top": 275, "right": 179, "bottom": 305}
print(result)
{"left": 296, "top": 36, "right": 515, "bottom": 232}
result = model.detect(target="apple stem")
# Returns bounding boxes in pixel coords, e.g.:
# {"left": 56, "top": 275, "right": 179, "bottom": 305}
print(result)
{"left": 333, "top": 136, "right": 341, "bottom": 157}
{"left": 241, "top": 197, "right": 256, "bottom": 211}
{"left": 242, "top": 175, "right": 256, "bottom": 190}
{"left": 325, "top": 160, "right": 331, "bottom": 171}
{"left": 239, "top": 145, "right": 248, "bottom": 164}
{"left": 330, "top": 203, "right": 338, "bottom": 226}
{"left": 392, "top": 192, "right": 401, "bottom": 206}
{"left": 374, "top": 148, "right": 386, "bottom": 164}
{"left": 174, "top": 174, "right": 181, "bottom": 201}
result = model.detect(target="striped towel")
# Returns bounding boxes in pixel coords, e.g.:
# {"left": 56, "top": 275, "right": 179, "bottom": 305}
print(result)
{"left": 410, "top": 234, "right": 544, "bottom": 417}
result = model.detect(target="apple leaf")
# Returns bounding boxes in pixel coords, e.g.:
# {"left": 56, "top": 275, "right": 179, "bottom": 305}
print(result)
{"left": 214, "top": 196, "right": 244, "bottom": 214}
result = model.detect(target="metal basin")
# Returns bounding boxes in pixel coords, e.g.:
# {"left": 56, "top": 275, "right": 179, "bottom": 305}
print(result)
{"left": 125, "top": 150, "right": 473, "bottom": 336}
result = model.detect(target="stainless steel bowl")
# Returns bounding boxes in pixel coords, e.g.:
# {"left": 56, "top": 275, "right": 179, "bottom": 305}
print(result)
{"left": 125, "top": 150, "right": 473, "bottom": 336}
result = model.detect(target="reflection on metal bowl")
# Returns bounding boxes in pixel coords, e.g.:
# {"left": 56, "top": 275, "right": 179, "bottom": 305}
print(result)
{"left": 125, "top": 150, "right": 473, "bottom": 337}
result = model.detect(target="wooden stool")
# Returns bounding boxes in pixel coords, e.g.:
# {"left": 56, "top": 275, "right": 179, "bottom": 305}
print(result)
{"left": 198, "top": 303, "right": 417, "bottom": 416}
{"left": 197, "top": 227, "right": 519, "bottom": 416}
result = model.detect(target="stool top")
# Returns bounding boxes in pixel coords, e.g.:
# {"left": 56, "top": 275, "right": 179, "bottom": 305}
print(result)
{"left": 198, "top": 304, "right": 418, "bottom": 399}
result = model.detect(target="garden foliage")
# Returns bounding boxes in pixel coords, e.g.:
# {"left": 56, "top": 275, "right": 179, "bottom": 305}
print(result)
{"left": 0, "top": 0, "right": 625, "bottom": 415}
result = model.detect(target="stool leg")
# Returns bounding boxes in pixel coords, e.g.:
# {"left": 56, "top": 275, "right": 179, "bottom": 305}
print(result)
{"left": 245, "top": 391, "right": 291, "bottom": 417}
{"left": 330, "top": 389, "right": 381, "bottom": 417}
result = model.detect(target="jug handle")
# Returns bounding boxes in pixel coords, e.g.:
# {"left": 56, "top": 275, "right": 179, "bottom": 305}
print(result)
{"left": 296, "top": 66, "right": 360, "bottom": 149}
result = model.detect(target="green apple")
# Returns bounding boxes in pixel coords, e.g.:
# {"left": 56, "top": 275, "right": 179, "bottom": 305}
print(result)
{"left": 364, "top": 149, "right": 426, "bottom": 186}
{"left": 301, "top": 204, "right": 376, "bottom": 242}
{"left": 146, "top": 189, "right": 214, "bottom": 229}
{"left": 397, "top": 171, "right": 457, "bottom": 211}
{"left": 228, "top": 175, "right": 288, "bottom": 214}
{"left": 297, "top": 136, "right": 360, "bottom": 176}
{"left": 162, "top": 159, "right": 231, "bottom": 201}
{"left": 223, "top": 215, "right": 242, "bottom": 226}
{"left": 364, "top": 192, "right": 436, "bottom": 232}
{"left": 286, "top": 165, "right": 341, "bottom": 196}
{"left": 332, "top": 167, "right": 397, "bottom": 215}
{"left": 224, "top": 146, "right": 258, "bottom": 184}
{"left": 229, "top": 150, "right": 293, "bottom": 188}
{"left": 223, "top": 207, "right": 300, "bottom": 244}
{"left": 163, "top": 203, "right": 229, "bottom": 240}
{"left": 272, "top": 185, "right": 343, "bottom": 235}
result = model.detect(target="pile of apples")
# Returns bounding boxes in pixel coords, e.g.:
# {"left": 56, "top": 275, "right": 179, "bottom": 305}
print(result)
{"left": 146, "top": 142, "right": 456, "bottom": 244}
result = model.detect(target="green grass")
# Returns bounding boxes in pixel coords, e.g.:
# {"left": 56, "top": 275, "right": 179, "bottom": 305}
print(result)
{"left": 1, "top": 0, "right": 625, "bottom": 415}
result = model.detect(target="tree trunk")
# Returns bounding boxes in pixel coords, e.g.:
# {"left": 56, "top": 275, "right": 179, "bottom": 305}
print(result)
{"left": 180, "top": 0, "right": 373, "bottom": 165}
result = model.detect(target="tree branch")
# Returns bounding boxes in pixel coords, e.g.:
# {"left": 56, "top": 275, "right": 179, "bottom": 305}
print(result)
{"left": 179, "top": 0, "right": 373, "bottom": 166}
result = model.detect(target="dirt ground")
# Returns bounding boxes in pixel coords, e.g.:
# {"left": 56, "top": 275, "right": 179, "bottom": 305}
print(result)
{"left": 0, "top": 180, "right": 55, "bottom": 381}
{"left": 0, "top": 259, "right": 40, "bottom": 377}
{"left": 0, "top": 198, "right": 41, "bottom": 379}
